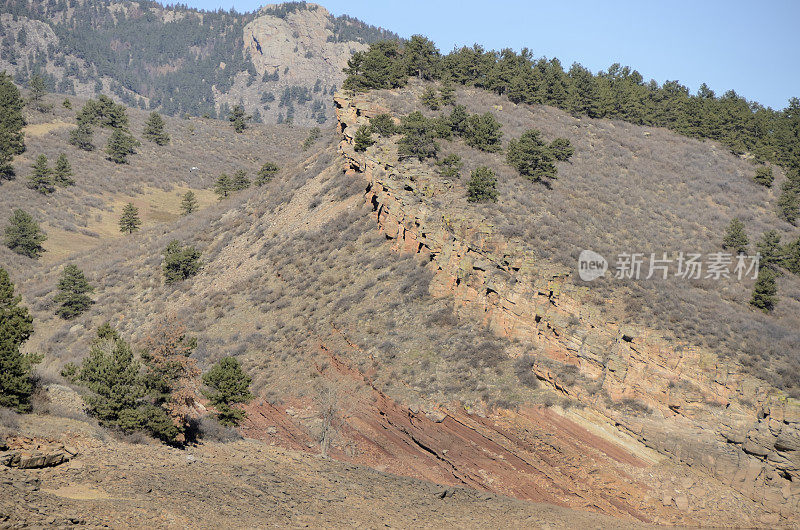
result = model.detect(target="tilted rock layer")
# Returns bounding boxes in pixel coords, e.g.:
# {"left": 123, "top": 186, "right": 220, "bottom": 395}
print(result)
{"left": 334, "top": 90, "right": 800, "bottom": 522}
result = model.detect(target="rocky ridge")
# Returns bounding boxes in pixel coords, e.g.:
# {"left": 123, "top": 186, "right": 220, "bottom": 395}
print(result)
{"left": 334, "top": 90, "right": 800, "bottom": 523}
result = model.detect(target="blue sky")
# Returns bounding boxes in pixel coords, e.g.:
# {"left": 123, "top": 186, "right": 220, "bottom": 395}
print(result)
{"left": 179, "top": 0, "right": 799, "bottom": 110}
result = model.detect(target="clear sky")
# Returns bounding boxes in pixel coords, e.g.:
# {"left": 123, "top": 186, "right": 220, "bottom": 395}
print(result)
{"left": 177, "top": 0, "right": 799, "bottom": 110}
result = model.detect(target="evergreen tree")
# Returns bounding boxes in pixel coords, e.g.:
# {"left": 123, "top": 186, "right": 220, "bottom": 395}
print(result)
{"left": 507, "top": 129, "right": 557, "bottom": 184}
{"left": 566, "top": 63, "right": 600, "bottom": 117}
{"left": 27, "top": 154, "right": 54, "bottom": 194}
{"left": 756, "top": 230, "right": 783, "bottom": 270}
{"left": 62, "top": 98, "right": 72, "bottom": 110}
{"left": 398, "top": 111, "right": 438, "bottom": 160}
{"left": 255, "top": 162, "right": 279, "bottom": 186}
{"left": 214, "top": 173, "right": 233, "bottom": 199}
{"left": 142, "top": 111, "right": 170, "bottom": 145}
{"left": 722, "top": 218, "right": 749, "bottom": 254}
{"left": 4, "top": 209, "right": 46, "bottom": 258}
{"left": 549, "top": 138, "right": 574, "bottom": 162}
{"left": 369, "top": 114, "right": 398, "bottom": 137}
{"left": 73, "top": 326, "right": 172, "bottom": 437}
{"left": 229, "top": 105, "right": 249, "bottom": 133}
{"left": 353, "top": 125, "right": 375, "bottom": 152}
{"left": 231, "top": 169, "right": 250, "bottom": 191}
{"left": 448, "top": 105, "right": 469, "bottom": 136}
{"left": 343, "top": 40, "right": 407, "bottom": 91}
{"left": 0, "top": 72, "right": 26, "bottom": 181}
{"left": 118, "top": 203, "right": 141, "bottom": 234}
{"left": 53, "top": 153, "right": 75, "bottom": 186}
{"left": 463, "top": 112, "right": 503, "bottom": 152}
{"left": 750, "top": 267, "right": 778, "bottom": 312}
{"left": 0, "top": 267, "right": 41, "bottom": 413}
{"left": 753, "top": 165, "right": 774, "bottom": 187}
{"left": 439, "top": 77, "right": 456, "bottom": 106}
{"left": 467, "top": 166, "right": 498, "bottom": 202}
{"left": 302, "top": 127, "right": 322, "bottom": 150}
{"left": 105, "top": 128, "right": 139, "bottom": 164}
{"left": 777, "top": 183, "right": 799, "bottom": 225}
{"left": 163, "top": 240, "right": 202, "bottom": 284}
{"left": 436, "top": 154, "right": 463, "bottom": 179}
{"left": 202, "top": 357, "right": 253, "bottom": 426}
{"left": 27, "top": 74, "right": 50, "bottom": 112}
{"left": 784, "top": 235, "right": 800, "bottom": 275}
{"left": 54, "top": 264, "right": 94, "bottom": 320}
{"left": 420, "top": 86, "right": 440, "bottom": 110}
{"left": 180, "top": 191, "right": 198, "bottom": 215}
{"left": 402, "top": 35, "right": 440, "bottom": 80}
{"left": 68, "top": 120, "right": 95, "bottom": 151}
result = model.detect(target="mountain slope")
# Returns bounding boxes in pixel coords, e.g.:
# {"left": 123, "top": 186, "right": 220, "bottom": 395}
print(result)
{"left": 0, "top": 1, "right": 397, "bottom": 124}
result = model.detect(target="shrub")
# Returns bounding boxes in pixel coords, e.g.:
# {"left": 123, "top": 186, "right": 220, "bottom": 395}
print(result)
{"left": 467, "top": 166, "right": 498, "bottom": 203}
{"left": 163, "top": 240, "right": 202, "bottom": 284}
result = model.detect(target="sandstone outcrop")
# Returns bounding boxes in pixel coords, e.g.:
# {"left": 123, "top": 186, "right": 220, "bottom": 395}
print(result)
{"left": 334, "top": 90, "right": 800, "bottom": 521}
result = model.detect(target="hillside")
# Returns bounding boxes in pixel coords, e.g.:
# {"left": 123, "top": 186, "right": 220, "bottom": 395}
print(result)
{"left": 0, "top": 75, "right": 797, "bottom": 525}
{"left": 0, "top": 0, "right": 397, "bottom": 124}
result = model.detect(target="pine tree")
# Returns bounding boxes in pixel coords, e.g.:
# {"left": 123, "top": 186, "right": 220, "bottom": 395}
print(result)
{"left": 439, "top": 77, "right": 456, "bottom": 106}
{"left": 777, "top": 184, "right": 799, "bottom": 225}
{"left": 0, "top": 72, "right": 26, "bottom": 181}
{"left": 229, "top": 105, "right": 249, "bottom": 133}
{"left": 180, "top": 191, "right": 198, "bottom": 215}
{"left": 231, "top": 169, "right": 250, "bottom": 191}
{"left": 53, "top": 153, "right": 75, "bottom": 186}
{"left": 750, "top": 267, "right": 778, "bottom": 312}
{"left": 467, "top": 166, "right": 498, "bottom": 202}
{"left": 353, "top": 125, "right": 375, "bottom": 152}
{"left": 214, "top": 173, "right": 233, "bottom": 199}
{"left": 105, "top": 129, "right": 139, "bottom": 164}
{"left": 402, "top": 35, "right": 440, "bottom": 80}
{"left": 68, "top": 120, "right": 95, "bottom": 151}
{"left": 436, "top": 154, "right": 463, "bottom": 179}
{"left": 507, "top": 129, "right": 557, "bottom": 184}
{"left": 202, "top": 357, "right": 253, "bottom": 426}
{"left": 0, "top": 267, "right": 41, "bottom": 413}
{"left": 398, "top": 111, "right": 438, "bottom": 160}
{"left": 753, "top": 165, "right": 774, "bottom": 187}
{"left": 463, "top": 112, "right": 503, "bottom": 152}
{"left": 118, "top": 203, "right": 141, "bottom": 234}
{"left": 369, "top": 114, "right": 398, "bottom": 137}
{"left": 756, "top": 230, "right": 783, "bottom": 270}
{"left": 27, "top": 154, "right": 54, "bottom": 194}
{"left": 255, "top": 162, "right": 279, "bottom": 186}
{"left": 420, "top": 86, "right": 440, "bottom": 110}
{"left": 784, "top": 236, "right": 800, "bottom": 275}
{"left": 549, "top": 137, "right": 574, "bottom": 162}
{"left": 722, "top": 218, "right": 749, "bottom": 254}
{"left": 4, "top": 209, "right": 46, "bottom": 258}
{"left": 54, "top": 264, "right": 94, "bottom": 319}
{"left": 163, "top": 240, "right": 202, "bottom": 284}
{"left": 27, "top": 74, "right": 50, "bottom": 112}
{"left": 142, "top": 111, "right": 170, "bottom": 145}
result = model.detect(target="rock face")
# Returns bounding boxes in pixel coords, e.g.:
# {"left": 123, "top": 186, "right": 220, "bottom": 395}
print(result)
{"left": 334, "top": 90, "right": 800, "bottom": 522}
{"left": 0, "top": 436, "right": 77, "bottom": 469}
